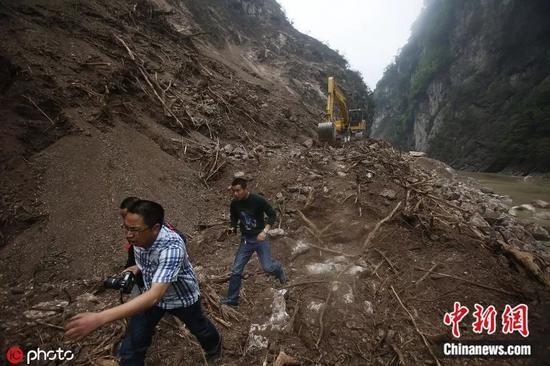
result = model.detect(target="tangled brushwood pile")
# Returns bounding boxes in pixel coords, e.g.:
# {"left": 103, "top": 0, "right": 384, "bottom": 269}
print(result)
{"left": 2, "top": 139, "right": 549, "bottom": 365}
{"left": 1, "top": 0, "right": 549, "bottom": 365}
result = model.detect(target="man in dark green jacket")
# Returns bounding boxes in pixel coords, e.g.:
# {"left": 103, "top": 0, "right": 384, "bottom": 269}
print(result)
{"left": 221, "top": 177, "right": 286, "bottom": 306}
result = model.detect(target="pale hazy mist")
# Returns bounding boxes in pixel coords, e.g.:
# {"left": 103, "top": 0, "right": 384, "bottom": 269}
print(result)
{"left": 276, "top": 0, "right": 424, "bottom": 89}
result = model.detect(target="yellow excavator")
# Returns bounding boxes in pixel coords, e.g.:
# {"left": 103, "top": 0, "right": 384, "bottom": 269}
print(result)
{"left": 317, "top": 76, "right": 367, "bottom": 143}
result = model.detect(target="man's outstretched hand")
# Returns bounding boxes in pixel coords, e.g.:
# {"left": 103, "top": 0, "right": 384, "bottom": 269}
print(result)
{"left": 65, "top": 312, "right": 104, "bottom": 341}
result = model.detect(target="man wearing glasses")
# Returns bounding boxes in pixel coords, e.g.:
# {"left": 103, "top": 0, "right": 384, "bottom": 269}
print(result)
{"left": 65, "top": 200, "right": 222, "bottom": 364}
{"left": 119, "top": 196, "right": 143, "bottom": 291}
{"left": 119, "top": 196, "right": 184, "bottom": 293}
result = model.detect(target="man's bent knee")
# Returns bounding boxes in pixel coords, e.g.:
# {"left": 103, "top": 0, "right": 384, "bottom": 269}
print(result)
{"left": 230, "top": 263, "right": 247, "bottom": 276}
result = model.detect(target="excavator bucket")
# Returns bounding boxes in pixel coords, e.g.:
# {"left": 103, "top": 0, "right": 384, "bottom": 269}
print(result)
{"left": 317, "top": 122, "right": 336, "bottom": 143}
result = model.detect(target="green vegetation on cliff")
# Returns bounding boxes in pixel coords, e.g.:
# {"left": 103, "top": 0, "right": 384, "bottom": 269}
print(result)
{"left": 373, "top": 0, "right": 550, "bottom": 173}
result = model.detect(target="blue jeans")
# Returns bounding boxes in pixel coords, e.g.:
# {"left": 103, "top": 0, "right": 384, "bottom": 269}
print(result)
{"left": 118, "top": 299, "right": 220, "bottom": 366}
{"left": 226, "top": 236, "right": 284, "bottom": 303}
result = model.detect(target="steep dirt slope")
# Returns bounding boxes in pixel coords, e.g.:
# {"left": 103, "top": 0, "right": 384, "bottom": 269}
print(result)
{"left": 0, "top": 0, "right": 325, "bottom": 250}
{"left": 0, "top": 1, "right": 549, "bottom": 365}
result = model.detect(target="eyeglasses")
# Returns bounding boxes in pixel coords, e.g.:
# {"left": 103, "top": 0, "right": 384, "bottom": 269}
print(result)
{"left": 121, "top": 224, "right": 150, "bottom": 234}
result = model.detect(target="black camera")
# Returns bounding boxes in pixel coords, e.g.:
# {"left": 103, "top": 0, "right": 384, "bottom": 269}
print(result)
{"left": 104, "top": 271, "right": 135, "bottom": 294}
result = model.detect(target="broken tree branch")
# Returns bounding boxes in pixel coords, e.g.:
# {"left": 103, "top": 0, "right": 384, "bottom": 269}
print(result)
{"left": 362, "top": 201, "right": 402, "bottom": 253}
{"left": 415, "top": 263, "right": 438, "bottom": 286}
{"left": 114, "top": 34, "right": 185, "bottom": 129}
{"left": 412, "top": 266, "right": 518, "bottom": 296}
{"left": 23, "top": 96, "right": 55, "bottom": 125}
{"left": 391, "top": 286, "right": 441, "bottom": 366}
{"left": 297, "top": 210, "right": 321, "bottom": 236}
{"left": 373, "top": 248, "right": 398, "bottom": 273}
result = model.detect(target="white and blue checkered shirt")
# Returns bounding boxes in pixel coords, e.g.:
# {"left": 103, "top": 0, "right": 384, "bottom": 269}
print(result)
{"left": 134, "top": 225, "right": 200, "bottom": 309}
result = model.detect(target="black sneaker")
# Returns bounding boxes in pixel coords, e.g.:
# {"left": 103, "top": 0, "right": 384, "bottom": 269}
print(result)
{"left": 206, "top": 335, "right": 223, "bottom": 365}
{"left": 220, "top": 297, "right": 239, "bottom": 307}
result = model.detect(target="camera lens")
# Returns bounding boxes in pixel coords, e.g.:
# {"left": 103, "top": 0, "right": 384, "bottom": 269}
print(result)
{"left": 104, "top": 276, "right": 121, "bottom": 290}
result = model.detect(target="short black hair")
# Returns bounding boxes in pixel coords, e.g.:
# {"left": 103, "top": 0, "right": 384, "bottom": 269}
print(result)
{"left": 231, "top": 177, "right": 247, "bottom": 188}
{"left": 120, "top": 196, "right": 140, "bottom": 209}
{"left": 127, "top": 200, "right": 164, "bottom": 228}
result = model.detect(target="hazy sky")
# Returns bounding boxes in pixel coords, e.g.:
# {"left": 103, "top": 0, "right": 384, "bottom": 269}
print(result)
{"left": 276, "top": 0, "right": 424, "bottom": 89}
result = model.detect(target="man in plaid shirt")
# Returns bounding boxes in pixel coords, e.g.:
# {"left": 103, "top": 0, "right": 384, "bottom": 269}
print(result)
{"left": 65, "top": 200, "right": 222, "bottom": 365}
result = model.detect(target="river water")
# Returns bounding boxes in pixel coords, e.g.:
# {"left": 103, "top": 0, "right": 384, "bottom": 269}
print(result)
{"left": 462, "top": 172, "right": 550, "bottom": 205}
{"left": 461, "top": 172, "right": 550, "bottom": 225}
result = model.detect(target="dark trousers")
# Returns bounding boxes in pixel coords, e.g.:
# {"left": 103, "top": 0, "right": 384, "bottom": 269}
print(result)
{"left": 118, "top": 299, "right": 220, "bottom": 366}
{"left": 226, "top": 236, "right": 283, "bottom": 303}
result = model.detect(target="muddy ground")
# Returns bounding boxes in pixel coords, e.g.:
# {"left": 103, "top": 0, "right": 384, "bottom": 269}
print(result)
{"left": 1, "top": 1, "right": 549, "bottom": 365}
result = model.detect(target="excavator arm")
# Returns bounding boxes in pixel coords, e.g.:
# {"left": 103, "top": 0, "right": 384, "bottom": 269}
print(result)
{"left": 326, "top": 76, "right": 349, "bottom": 125}
{"left": 318, "top": 76, "right": 351, "bottom": 143}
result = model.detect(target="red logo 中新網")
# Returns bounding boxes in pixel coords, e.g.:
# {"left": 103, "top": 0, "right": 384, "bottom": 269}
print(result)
{"left": 472, "top": 303, "right": 497, "bottom": 335}
{"left": 443, "top": 301, "right": 469, "bottom": 338}
{"left": 502, "top": 304, "right": 529, "bottom": 337}
{"left": 6, "top": 346, "right": 24, "bottom": 365}
{"left": 443, "top": 303, "right": 529, "bottom": 338}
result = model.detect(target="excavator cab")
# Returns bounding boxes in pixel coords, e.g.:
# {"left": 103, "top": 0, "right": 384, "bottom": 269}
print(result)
{"left": 349, "top": 109, "right": 363, "bottom": 125}
{"left": 349, "top": 109, "right": 367, "bottom": 137}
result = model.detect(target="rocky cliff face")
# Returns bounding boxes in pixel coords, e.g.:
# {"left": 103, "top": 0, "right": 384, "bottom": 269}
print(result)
{"left": 371, "top": 0, "right": 550, "bottom": 173}
{"left": 179, "top": 0, "right": 374, "bottom": 123}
